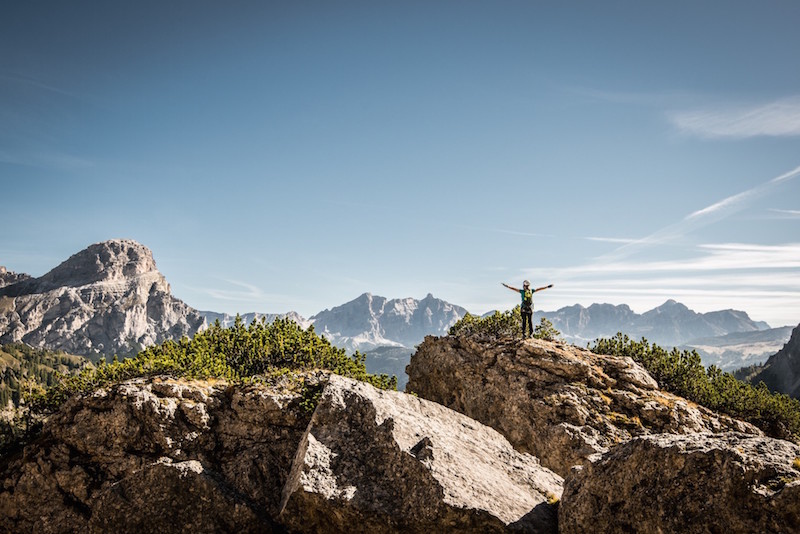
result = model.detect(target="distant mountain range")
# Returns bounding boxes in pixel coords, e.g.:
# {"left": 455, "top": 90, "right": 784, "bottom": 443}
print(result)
{"left": 200, "top": 311, "right": 311, "bottom": 330}
{"left": 535, "top": 300, "right": 770, "bottom": 348}
{"left": 1, "top": 240, "right": 794, "bottom": 386}
{"left": 310, "top": 292, "right": 467, "bottom": 352}
{"left": 681, "top": 326, "right": 794, "bottom": 372}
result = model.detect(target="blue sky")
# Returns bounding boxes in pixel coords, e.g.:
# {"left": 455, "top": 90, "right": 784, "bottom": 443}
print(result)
{"left": 1, "top": 1, "right": 799, "bottom": 327}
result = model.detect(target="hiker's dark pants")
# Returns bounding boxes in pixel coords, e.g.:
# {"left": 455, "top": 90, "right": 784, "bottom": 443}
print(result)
{"left": 522, "top": 308, "right": 533, "bottom": 338}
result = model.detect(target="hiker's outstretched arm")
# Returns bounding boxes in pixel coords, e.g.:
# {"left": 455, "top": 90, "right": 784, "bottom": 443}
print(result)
{"left": 535, "top": 284, "right": 554, "bottom": 292}
{"left": 502, "top": 283, "right": 520, "bottom": 292}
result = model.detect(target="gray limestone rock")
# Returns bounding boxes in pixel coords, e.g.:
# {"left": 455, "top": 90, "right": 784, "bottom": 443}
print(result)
{"left": 559, "top": 432, "right": 800, "bottom": 534}
{"left": 407, "top": 335, "right": 760, "bottom": 477}
{"left": 0, "top": 373, "right": 563, "bottom": 533}
{"left": 279, "top": 375, "right": 563, "bottom": 533}
{"left": 0, "top": 376, "right": 310, "bottom": 532}
{"left": 0, "top": 240, "right": 204, "bottom": 357}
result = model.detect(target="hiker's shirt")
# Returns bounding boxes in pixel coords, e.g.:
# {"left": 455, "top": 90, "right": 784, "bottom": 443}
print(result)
{"left": 520, "top": 288, "right": 535, "bottom": 313}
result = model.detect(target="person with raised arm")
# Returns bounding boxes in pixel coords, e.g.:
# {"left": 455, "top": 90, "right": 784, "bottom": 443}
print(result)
{"left": 502, "top": 280, "right": 553, "bottom": 339}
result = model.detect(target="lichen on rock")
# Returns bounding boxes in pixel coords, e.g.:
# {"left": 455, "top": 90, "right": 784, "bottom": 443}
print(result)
{"left": 559, "top": 432, "right": 800, "bottom": 534}
{"left": 407, "top": 335, "right": 760, "bottom": 477}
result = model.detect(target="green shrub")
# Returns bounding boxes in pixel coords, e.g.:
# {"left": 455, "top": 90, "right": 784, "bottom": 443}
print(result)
{"left": 4, "top": 317, "right": 396, "bottom": 453}
{"left": 590, "top": 333, "right": 800, "bottom": 443}
{"left": 449, "top": 307, "right": 561, "bottom": 341}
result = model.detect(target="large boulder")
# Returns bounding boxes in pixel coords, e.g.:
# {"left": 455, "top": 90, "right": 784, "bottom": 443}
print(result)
{"left": 559, "top": 432, "right": 800, "bottom": 533}
{"left": 1, "top": 373, "right": 563, "bottom": 532}
{"left": 278, "top": 375, "right": 563, "bottom": 533}
{"left": 0, "top": 376, "right": 312, "bottom": 532}
{"left": 407, "top": 335, "right": 759, "bottom": 476}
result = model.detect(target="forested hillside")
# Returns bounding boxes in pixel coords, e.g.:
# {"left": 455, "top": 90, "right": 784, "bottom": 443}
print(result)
{"left": 0, "top": 344, "right": 90, "bottom": 410}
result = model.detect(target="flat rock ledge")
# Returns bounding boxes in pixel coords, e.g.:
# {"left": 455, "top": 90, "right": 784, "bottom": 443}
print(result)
{"left": 559, "top": 432, "right": 800, "bottom": 534}
{"left": 407, "top": 335, "right": 760, "bottom": 477}
{"left": 279, "top": 375, "right": 563, "bottom": 533}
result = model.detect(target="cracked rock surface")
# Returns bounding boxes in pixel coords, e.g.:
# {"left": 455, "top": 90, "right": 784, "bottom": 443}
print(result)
{"left": 559, "top": 432, "right": 800, "bottom": 534}
{"left": 0, "top": 374, "right": 562, "bottom": 533}
{"left": 0, "top": 376, "right": 308, "bottom": 533}
{"left": 279, "top": 375, "right": 562, "bottom": 533}
{"left": 407, "top": 335, "right": 760, "bottom": 476}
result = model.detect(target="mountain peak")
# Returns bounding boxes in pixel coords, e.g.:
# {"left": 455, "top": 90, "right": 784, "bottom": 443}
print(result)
{"left": 0, "top": 240, "right": 202, "bottom": 356}
{"left": 37, "top": 239, "right": 157, "bottom": 290}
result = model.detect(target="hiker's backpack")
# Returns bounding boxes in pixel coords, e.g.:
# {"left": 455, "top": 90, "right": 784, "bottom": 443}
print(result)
{"left": 522, "top": 288, "right": 533, "bottom": 310}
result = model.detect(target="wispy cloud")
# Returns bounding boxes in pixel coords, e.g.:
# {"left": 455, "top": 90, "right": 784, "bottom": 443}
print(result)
{"left": 570, "top": 243, "right": 800, "bottom": 275}
{"left": 192, "top": 279, "right": 285, "bottom": 304}
{"left": 598, "top": 165, "right": 800, "bottom": 263}
{"left": 538, "top": 243, "right": 800, "bottom": 326}
{"left": 584, "top": 236, "right": 638, "bottom": 244}
{"left": 1, "top": 74, "right": 72, "bottom": 98}
{"left": 769, "top": 208, "right": 800, "bottom": 219}
{"left": 669, "top": 96, "right": 800, "bottom": 139}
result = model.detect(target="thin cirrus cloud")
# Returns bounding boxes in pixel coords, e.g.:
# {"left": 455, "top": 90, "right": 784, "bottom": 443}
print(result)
{"left": 594, "top": 164, "right": 800, "bottom": 264}
{"left": 668, "top": 96, "right": 800, "bottom": 139}
{"left": 566, "top": 242, "right": 800, "bottom": 275}
{"left": 194, "top": 279, "right": 275, "bottom": 303}
{"left": 769, "top": 208, "right": 800, "bottom": 219}
{"left": 584, "top": 236, "right": 638, "bottom": 244}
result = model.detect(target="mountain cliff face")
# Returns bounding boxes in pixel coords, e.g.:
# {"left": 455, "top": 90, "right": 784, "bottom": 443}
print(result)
{"left": 538, "top": 299, "right": 769, "bottom": 347}
{"left": 311, "top": 292, "right": 467, "bottom": 352}
{"left": 0, "top": 240, "right": 204, "bottom": 358}
{"left": 750, "top": 323, "right": 800, "bottom": 398}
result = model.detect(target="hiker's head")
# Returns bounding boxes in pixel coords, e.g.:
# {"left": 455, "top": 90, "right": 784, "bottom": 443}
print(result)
{"left": 523, "top": 280, "right": 530, "bottom": 288}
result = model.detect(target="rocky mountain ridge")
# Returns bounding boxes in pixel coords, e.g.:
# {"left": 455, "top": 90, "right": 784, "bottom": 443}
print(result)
{"left": 536, "top": 299, "right": 770, "bottom": 348}
{"left": 1, "top": 240, "right": 787, "bottom": 376}
{"left": 0, "top": 267, "right": 30, "bottom": 290}
{"left": 0, "top": 240, "right": 204, "bottom": 358}
{"left": 748, "top": 322, "right": 800, "bottom": 399}
{"left": 310, "top": 292, "right": 468, "bottom": 352}
{"left": 683, "top": 325, "right": 794, "bottom": 372}
{"left": 199, "top": 310, "right": 311, "bottom": 330}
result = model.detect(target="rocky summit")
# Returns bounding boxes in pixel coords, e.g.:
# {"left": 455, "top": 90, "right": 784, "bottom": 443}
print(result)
{"left": 407, "top": 335, "right": 760, "bottom": 477}
{"left": 0, "top": 374, "right": 562, "bottom": 533}
{"left": 0, "top": 240, "right": 203, "bottom": 357}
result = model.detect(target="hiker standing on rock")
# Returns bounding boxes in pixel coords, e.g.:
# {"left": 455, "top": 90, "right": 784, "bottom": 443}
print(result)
{"left": 502, "top": 280, "right": 553, "bottom": 339}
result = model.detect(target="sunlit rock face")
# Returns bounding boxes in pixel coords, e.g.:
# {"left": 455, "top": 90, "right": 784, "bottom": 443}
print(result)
{"left": 407, "top": 335, "right": 760, "bottom": 477}
{"left": 0, "top": 239, "right": 204, "bottom": 357}
{"left": 559, "top": 432, "right": 800, "bottom": 534}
